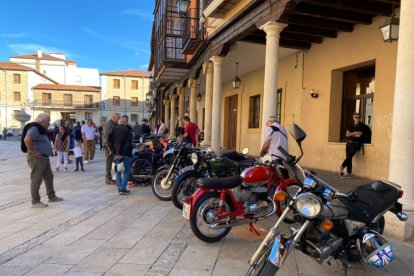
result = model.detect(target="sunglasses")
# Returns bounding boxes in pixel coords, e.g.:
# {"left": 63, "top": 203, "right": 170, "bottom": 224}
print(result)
{"left": 353, "top": 116, "right": 360, "bottom": 119}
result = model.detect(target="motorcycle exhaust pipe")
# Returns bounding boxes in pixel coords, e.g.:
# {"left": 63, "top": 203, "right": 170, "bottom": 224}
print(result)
{"left": 209, "top": 218, "right": 259, "bottom": 229}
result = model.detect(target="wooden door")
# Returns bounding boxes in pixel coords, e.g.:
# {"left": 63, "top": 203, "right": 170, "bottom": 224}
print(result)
{"left": 226, "top": 95, "right": 238, "bottom": 150}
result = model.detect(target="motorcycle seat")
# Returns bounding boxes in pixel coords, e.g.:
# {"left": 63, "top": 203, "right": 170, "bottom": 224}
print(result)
{"left": 197, "top": 175, "right": 242, "bottom": 189}
{"left": 343, "top": 181, "right": 399, "bottom": 223}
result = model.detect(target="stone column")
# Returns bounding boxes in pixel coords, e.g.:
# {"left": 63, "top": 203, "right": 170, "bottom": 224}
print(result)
{"left": 260, "top": 21, "right": 287, "bottom": 143}
{"left": 170, "top": 94, "right": 177, "bottom": 137}
{"left": 189, "top": 79, "right": 199, "bottom": 123}
{"left": 178, "top": 86, "right": 185, "bottom": 127}
{"left": 197, "top": 97, "right": 203, "bottom": 130}
{"left": 210, "top": 56, "right": 224, "bottom": 152}
{"left": 164, "top": 99, "right": 170, "bottom": 130}
{"left": 201, "top": 61, "right": 213, "bottom": 147}
{"left": 387, "top": 0, "right": 414, "bottom": 240}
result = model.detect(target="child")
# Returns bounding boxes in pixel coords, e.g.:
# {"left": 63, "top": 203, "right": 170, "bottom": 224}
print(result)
{"left": 74, "top": 141, "right": 85, "bottom": 171}
{"left": 55, "top": 127, "right": 70, "bottom": 171}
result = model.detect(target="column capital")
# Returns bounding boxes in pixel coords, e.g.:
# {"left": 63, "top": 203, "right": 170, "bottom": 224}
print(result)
{"left": 177, "top": 86, "right": 185, "bottom": 95}
{"left": 163, "top": 99, "right": 170, "bottom": 106}
{"left": 260, "top": 21, "right": 287, "bottom": 37}
{"left": 169, "top": 94, "right": 176, "bottom": 100}
{"left": 210, "top": 56, "right": 225, "bottom": 65}
{"left": 188, "top": 78, "right": 200, "bottom": 88}
{"left": 202, "top": 61, "right": 213, "bottom": 74}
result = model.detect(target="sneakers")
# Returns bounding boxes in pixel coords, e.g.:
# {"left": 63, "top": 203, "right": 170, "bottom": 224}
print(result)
{"left": 341, "top": 173, "right": 352, "bottom": 179}
{"left": 32, "top": 201, "right": 48, "bottom": 208}
{"left": 106, "top": 179, "right": 116, "bottom": 185}
{"left": 48, "top": 196, "right": 64, "bottom": 202}
{"left": 84, "top": 160, "right": 89, "bottom": 164}
{"left": 64, "top": 167, "right": 68, "bottom": 172}
{"left": 339, "top": 167, "right": 344, "bottom": 176}
{"left": 119, "top": 190, "right": 130, "bottom": 195}
{"left": 74, "top": 169, "right": 79, "bottom": 171}
{"left": 89, "top": 159, "right": 94, "bottom": 163}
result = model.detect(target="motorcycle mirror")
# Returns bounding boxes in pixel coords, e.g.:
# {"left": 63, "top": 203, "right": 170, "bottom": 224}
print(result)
{"left": 242, "top": 148, "right": 249, "bottom": 155}
{"left": 289, "top": 124, "right": 306, "bottom": 145}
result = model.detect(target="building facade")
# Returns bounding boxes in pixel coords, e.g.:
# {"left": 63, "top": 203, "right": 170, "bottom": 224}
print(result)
{"left": 149, "top": 0, "right": 414, "bottom": 240}
{"left": 100, "top": 70, "right": 152, "bottom": 123}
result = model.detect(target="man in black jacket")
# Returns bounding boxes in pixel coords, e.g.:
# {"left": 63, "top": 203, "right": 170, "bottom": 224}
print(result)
{"left": 108, "top": 117, "right": 132, "bottom": 195}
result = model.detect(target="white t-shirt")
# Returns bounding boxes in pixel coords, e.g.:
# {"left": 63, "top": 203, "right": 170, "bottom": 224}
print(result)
{"left": 264, "top": 122, "right": 288, "bottom": 160}
{"left": 81, "top": 124, "right": 96, "bottom": 140}
{"left": 74, "top": 146, "right": 83, "bottom": 158}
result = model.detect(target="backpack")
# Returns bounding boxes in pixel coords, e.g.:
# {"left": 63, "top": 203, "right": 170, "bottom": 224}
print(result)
{"left": 21, "top": 123, "right": 46, "bottom": 153}
{"left": 361, "top": 124, "right": 372, "bottom": 144}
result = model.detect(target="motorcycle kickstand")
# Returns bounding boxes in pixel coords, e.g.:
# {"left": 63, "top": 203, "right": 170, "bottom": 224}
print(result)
{"left": 248, "top": 223, "right": 261, "bottom": 236}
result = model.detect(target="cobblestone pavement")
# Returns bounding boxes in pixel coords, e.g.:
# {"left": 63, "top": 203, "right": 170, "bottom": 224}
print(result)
{"left": 0, "top": 140, "right": 413, "bottom": 275}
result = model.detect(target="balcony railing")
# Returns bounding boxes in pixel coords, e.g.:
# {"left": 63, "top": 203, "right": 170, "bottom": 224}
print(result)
{"left": 182, "top": 8, "right": 204, "bottom": 54}
{"left": 33, "top": 100, "right": 99, "bottom": 109}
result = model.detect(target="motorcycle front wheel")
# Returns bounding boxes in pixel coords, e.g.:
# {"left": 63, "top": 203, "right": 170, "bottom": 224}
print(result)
{"left": 246, "top": 240, "right": 279, "bottom": 276}
{"left": 130, "top": 158, "right": 153, "bottom": 184}
{"left": 190, "top": 192, "right": 233, "bottom": 243}
{"left": 172, "top": 174, "right": 199, "bottom": 210}
{"left": 151, "top": 168, "right": 177, "bottom": 200}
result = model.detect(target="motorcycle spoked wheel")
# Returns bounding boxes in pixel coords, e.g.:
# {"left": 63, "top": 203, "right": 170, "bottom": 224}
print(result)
{"left": 151, "top": 168, "right": 178, "bottom": 200}
{"left": 246, "top": 239, "right": 280, "bottom": 276}
{"left": 130, "top": 158, "right": 153, "bottom": 184}
{"left": 171, "top": 175, "right": 198, "bottom": 210}
{"left": 190, "top": 192, "right": 234, "bottom": 243}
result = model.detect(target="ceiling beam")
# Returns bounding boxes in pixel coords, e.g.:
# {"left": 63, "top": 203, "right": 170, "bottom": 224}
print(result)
{"left": 289, "top": 14, "right": 354, "bottom": 32}
{"left": 279, "top": 39, "right": 312, "bottom": 50}
{"left": 284, "top": 25, "right": 338, "bottom": 38}
{"left": 294, "top": 3, "right": 372, "bottom": 24}
{"left": 281, "top": 32, "right": 323, "bottom": 44}
{"left": 301, "top": 0, "right": 393, "bottom": 16}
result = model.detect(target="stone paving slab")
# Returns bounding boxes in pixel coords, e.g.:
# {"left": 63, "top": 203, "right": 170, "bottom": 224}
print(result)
{"left": 0, "top": 140, "right": 413, "bottom": 275}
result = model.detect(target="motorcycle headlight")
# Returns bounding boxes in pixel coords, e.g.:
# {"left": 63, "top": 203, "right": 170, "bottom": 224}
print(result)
{"left": 295, "top": 193, "right": 322, "bottom": 218}
{"left": 191, "top": 153, "right": 198, "bottom": 164}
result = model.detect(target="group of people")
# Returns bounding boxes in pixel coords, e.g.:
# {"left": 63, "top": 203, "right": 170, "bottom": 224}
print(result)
{"left": 22, "top": 109, "right": 369, "bottom": 208}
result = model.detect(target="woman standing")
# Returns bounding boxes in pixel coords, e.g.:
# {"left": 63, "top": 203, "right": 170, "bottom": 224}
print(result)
{"left": 55, "top": 127, "right": 70, "bottom": 171}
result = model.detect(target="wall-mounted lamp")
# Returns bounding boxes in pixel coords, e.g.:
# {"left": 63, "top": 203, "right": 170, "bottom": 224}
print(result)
{"left": 176, "top": 0, "right": 190, "bottom": 14}
{"left": 196, "top": 91, "right": 202, "bottom": 101}
{"left": 310, "top": 89, "right": 319, "bottom": 99}
{"left": 380, "top": 0, "right": 399, "bottom": 42}
{"left": 146, "top": 91, "right": 154, "bottom": 102}
{"left": 232, "top": 62, "right": 241, "bottom": 89}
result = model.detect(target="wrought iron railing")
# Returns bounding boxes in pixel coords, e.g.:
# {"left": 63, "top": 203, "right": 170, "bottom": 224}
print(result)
{"left": 182, "top": 8, "right": 204, "bottom": 53}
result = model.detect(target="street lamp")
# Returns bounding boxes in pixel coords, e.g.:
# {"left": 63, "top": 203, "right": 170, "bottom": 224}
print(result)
{"left": 380, "top": 0, "right": 399, "bottom": 42}
{"left": 197, "top": 91, "right": 202, "bottom": 101}
{"left": 176, "top": 0, "right": 190, "bottom": 13}
{"left": 232, "top": 62, "right": 241, "bottom": 89}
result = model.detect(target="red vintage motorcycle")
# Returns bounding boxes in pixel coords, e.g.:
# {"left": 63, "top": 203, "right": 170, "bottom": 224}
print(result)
{"left": 182, "top": 158, "right": 300, "bottom": 243}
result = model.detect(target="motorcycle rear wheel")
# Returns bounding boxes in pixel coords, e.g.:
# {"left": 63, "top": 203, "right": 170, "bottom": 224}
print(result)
{"left": 131, "top": 158, "right": 153, "bottom": 184}
{"left": 172, "top": 175, "right": 198, "bottom": 210}
{"left": 190, "top": 192, "right": 233, "bottom": 243}
{"left": 151, "top": 168, "right": 177, "bottom": 200}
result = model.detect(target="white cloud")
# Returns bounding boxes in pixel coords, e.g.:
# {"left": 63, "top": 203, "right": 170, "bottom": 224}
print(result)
{"left": 120, "top": 9, "right": 152, "bottom": 20}
{"left": 1, "top": 33, "right": 26, "bottom": 38}
{"left": 8, "top": 43, "right": 77, "bottom": 59}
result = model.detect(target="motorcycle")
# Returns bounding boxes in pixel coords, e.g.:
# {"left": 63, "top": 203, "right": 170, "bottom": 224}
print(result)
{"left": 171, "top": 149, "right": 256, "bottom": 210}
{"left": 130, "top": 136, "right": 167, "bottom": 185}
{"left": 246, "top": 124, "right": 407, "bottom": 276}
{"left": 151, "top": 143, "right": 197, "bottom": 200}
{"left": 182, "top": 154, "right": 299, "bottom": 243}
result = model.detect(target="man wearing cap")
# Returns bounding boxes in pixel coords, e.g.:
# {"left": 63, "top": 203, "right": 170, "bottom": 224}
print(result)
{"left": 103, "top": 113, "right": 121, "bottom": 185}
{"left": 259, "top": 116, "right": 288, "bottom": 162}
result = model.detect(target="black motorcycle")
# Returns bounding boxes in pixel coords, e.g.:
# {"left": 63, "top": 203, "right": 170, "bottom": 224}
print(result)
{"left": 151, "top": 143, "right": 197, "bottom": 200}
{"left": 171, "top": 149, "right": 255, "bottom": 209}
{"left": 246, "top": 124, "right": 407, "bottom": 276}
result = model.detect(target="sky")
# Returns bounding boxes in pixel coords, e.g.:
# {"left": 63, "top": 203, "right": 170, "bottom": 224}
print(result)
{"left": 0, "top": 0, "right": 154, "bottom": 72}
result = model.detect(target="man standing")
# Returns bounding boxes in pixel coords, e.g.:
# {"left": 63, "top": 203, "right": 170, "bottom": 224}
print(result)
{"left": 22, "top": 113, "right": 63, "bottom": 208}
{"left": 157, "top": 119, "right": 166, "bottom": 139}
{"left": 74, "top": 121, "right": 82, "bottom": 142}
{"left": 81, "top": 119, "right": 96, "bottom": 163}
{"left": 340, "top": 112, "right": 369, "bottom": 178}
{"left": 259, "top": 116, "right": 288, "bottom": 162}
{"left": 182, "top": 116, "right": 199, "bottom": 145}
{"left": 133, "top": 121, "right": 141, "bottom": 141}
{"left": 103, "top": 113, "right": 121, "bottom": 185}
{"left": 140, "top": 119, "right": 151, "bottom": 141}
{"left": 108, "top": 117, "right": 132, "bottom": 195}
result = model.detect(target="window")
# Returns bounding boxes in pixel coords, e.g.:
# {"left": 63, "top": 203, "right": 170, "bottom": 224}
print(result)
{"left": 84, "top": 95, "right": 93, "bottom": 107}
{"left": 249, "top": 95, "right": 261, "bottom": 128}
{"left": 13, "top": 110, "right": 20, "bottom": 119}
{"left": 85, "top": 112, "right": 92, "bottom": 120}
{"left": 13, "top": 92, "right": 21, "bottom": 102}
{"left": 131, "top": 80, "right": 138, "bottom": 89}
{"left": 340, "top": 65, "right": 375, "bottom": 142}
{"left": 64, "top": 94, "right": 73, "bottom": 106}
{"left": 13, "top": 74, "right": 21, "bottom": 84}
{"left": 113, "top": 79, "right": 120, "bottom": 89}
{"left": 131, "top": 97, "right": 138, "bottom": 107}
{"left": 42, "top": 93, "right": 52, "bottom": 106}
{"left": 131, "top": 114, "right": 138, "bottom": 122}
{"left": 113, "top": 96, "right": 120, "bottom": 106}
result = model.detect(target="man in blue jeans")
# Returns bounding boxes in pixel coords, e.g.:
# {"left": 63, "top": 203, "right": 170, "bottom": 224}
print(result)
{"left": 107, "top": 117, "right": 132, "bottom": 194}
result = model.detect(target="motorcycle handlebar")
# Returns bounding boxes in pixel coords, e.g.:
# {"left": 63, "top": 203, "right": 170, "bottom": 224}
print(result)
{"left": 277, "top": 146, "right": 290, "bottom": 158}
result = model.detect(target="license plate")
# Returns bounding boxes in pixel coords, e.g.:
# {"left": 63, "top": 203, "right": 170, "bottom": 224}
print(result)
{"left": 182, "top": 203, "right": 191, "bottom": 219}
{"left": 179, "top": 166, "right": 194, "bottom": 175}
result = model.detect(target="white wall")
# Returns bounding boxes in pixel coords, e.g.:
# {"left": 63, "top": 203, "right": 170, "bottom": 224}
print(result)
{"left": 66, "top": 67, "right": 100, "bottom": 86}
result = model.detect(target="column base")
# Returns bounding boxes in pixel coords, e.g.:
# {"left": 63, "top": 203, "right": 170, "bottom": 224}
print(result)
{"left": 200, "top": 140, "right": 211, "bottom": 147}
{"left": 384, "top": 212, "right": 414, "bottom": 241}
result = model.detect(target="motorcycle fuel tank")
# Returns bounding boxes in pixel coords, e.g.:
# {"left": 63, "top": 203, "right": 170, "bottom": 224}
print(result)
{"left": 209, "top": 157, "right": 240, "bottom": 173}
{"left": 318, "top": 199, "right": 349, "bottom": 219}
{"left": 241, "top": 165, "right": 271, "bottom": 185}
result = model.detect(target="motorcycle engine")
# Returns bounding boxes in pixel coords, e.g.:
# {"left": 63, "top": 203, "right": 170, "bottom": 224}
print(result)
{"left": 304, "top": 227, "right": 343, "bottom": 263}
{"left": 237, "top": 185, "right": 269, "bottom": 214}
